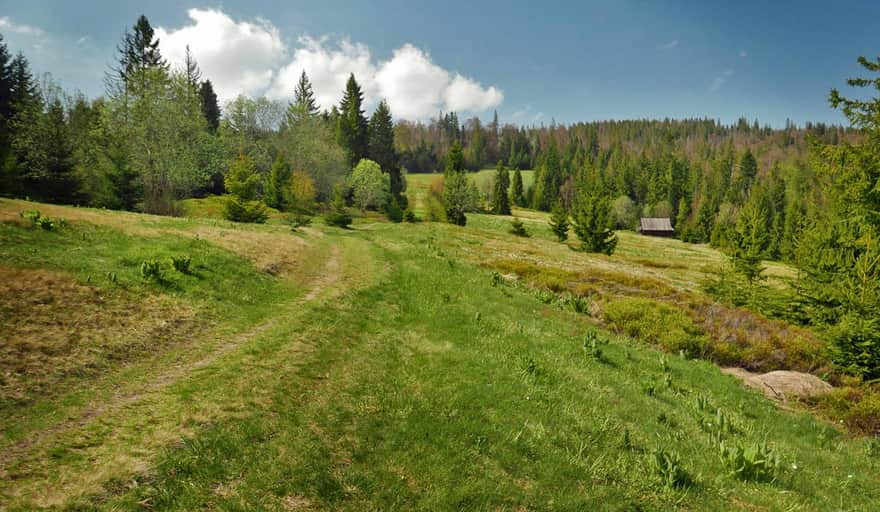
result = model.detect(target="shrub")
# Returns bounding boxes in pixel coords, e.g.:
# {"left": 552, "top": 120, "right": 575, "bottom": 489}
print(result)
{"left": 170, "top": 255, "right": 192, "bottom": 274}
{"left": 719, "top": 441, "right": 781, "bottom": 483}
{"left": 224, "top": 196, "right": 269, "bottom": 224}
{"left": 403, "top": 207, "right": 417, "bottom": 223}
{"left": 289, "top": 213, "right": 312, "bottom": 231}
{"left": 651, "top": 446, "right": 690, "bottom": 489}
{"left": 386, "top": 197, "right": 404, "bottom": 223}
{"left": 324, "top": 196, "right": 352, "bottom": 228}
{"left": 817, "top": 385, "right": 880, "bottom": 436}
{"left": 350, "top": 159, "right": 389, "bottom": 211}
{"left": 140, "top": 260, "right": 163, "bottom": 281}
{"left": 509, "top": 218, "right": 530, "bottom": 237}
{"left": 603, "top": 297, "right": 707, "bottom": 356}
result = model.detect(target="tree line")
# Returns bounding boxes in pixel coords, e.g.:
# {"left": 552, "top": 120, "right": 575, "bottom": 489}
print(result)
{"left": 0, "top": 15, "right": 404, "bottom": 220}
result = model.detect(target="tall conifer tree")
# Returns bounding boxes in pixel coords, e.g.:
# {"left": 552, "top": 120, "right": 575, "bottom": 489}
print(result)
{"left": 337, "top": 73, "right": 368, "bottom": 168}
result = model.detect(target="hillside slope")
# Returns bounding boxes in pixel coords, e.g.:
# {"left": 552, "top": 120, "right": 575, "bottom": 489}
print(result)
{"left": 0, "top": 199, "right": 878, "bottom": 510}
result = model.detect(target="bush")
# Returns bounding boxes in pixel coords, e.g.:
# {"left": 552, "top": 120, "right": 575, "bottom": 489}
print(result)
{"left": 288, "top": 213, "right": 312, "bottom": 231}
{"left": 224, "top": 196, "right": 269, "bottom": 223}
{"left": 324, "top": 196, "right": 352, "bottom": 228}
{"left": 140, "top": 260, "right": 163, "bottom": 281}
{"left": 603, "top": 297, "right": 707, "bottom": 357}
{"left": 509, "top": 218, "right": 529, "bottom": 237}
{"left": 386, "top": 197, "right": 403, "bottom": 223}
{"left": 170, "top": 255, "right": 192, "bottom": 274}
{"left": 816, "top": 385, "right": 880, "bottom": 436}
{"left": 403, "top": 207, "right": 417, "bottom": 223}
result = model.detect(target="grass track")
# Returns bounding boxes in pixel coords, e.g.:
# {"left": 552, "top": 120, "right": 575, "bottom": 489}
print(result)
{"left": 1, "top": 199, "right": 878, "bottom": 510}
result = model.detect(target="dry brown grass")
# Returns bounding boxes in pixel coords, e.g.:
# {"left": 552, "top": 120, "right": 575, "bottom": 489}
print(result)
{"left": 0, "top": 266, "right": 200, "bottom": 405}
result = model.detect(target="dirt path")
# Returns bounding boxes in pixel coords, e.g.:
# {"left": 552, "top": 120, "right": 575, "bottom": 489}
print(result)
{"left": 0, "top": 245, "right": 342, "bottom": 482}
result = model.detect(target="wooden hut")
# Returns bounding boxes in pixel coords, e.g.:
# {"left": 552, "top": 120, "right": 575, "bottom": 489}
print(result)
{"left": 638, "top": 217, "right": 675, "bottom": 237}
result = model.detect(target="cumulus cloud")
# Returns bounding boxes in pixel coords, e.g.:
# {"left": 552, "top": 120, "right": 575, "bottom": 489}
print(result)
{"left": 270, "top": 36, "right": 377, "bottom": 110}
{"left": 155, "top": 7, "right": 502, "bottom": 118}
{"left": 156, "top": 8, "right": 286, "bottom": 102}
{"left": 0, "top": 17, "right": 44, "bottom": 37}
{"left": 709, "top": 69, "right": 734, "bottom": 92}
{"left": 269, "top": 38, "right": 503, "bottom": 119}
{"left": 660, "top": 40, "right": 679, "bottom": 50}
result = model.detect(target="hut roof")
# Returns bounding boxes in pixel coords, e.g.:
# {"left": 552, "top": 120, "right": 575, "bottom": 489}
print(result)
{"left": 639, "top": 217, "right": 674, "bottom": 232}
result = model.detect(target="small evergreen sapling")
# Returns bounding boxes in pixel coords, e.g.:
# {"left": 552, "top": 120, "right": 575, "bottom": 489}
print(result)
{"left": 509, "top": 218, "right": 529, "bottom": 237}
{"left": 548, "top": 201, "right": 569, "bottom": 241}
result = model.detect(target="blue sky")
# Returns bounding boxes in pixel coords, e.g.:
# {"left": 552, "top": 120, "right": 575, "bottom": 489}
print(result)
{"left": 0, "top": 0, "right": 877, "bottom": 126}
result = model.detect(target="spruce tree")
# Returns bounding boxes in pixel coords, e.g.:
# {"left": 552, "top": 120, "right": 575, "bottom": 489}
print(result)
{"left": 510, "top": 168, "right": 525, "bottom": 206}
{"left": 8, "top": 53, "right": 37, "bottom": 110}
{"left": 199, "top": 80, "right": 220, "bottom": 132}
{"left": 114, "top": 15, "right": 166, "bottom": 90}
{"left": 0, "top": 34, "right": 12, "bottom": 136}
{"left": 337, "top": 73, "right": 368, "bottom": 168}
{"left": 443, "top": 141, "right": 468, "bottom": 226}
{"left": 797, "top": 54, "right": 880, "bottom": 377}
{"left": 533, "top": 142, "right": 562, "bottom": 211}
{"left": 675, "top": 197, "right": 690, "bottom": 240}
{"left": 368, "top": 100, "right": 402, "bottom": 201}
{"left": 572, "top": 179, "right": 617, "bottom": 255}
{"left": 291, "top": 70, "right": 319, "bottom": 119}
{"left": 730, "top": 199, "right": 769, "bottom": 284}
{"left": 265, "top": 154, "right": 292, "bottom": 210}
{"left": 491, "top": 160, "right": 511, "bottom": 215}
{"left": 549, "top": 201, "right": 570, "bottom": 241}
{"left": 183, "top": 45, "right": 201, "bottom": 91}
{"left": 40, "top": 97, "right": 78, "bottom": 204}
{"left": 6, "top": 53, "right": 40, "bottom": 197}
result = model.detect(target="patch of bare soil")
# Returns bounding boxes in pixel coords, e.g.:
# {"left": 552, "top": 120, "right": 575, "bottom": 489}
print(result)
{"left": 722, "top": 367, "right": 833, "bottom": 401}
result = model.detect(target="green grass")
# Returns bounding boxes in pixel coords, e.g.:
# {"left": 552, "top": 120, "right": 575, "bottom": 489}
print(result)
{"left": 1, "top": 200, "right": 879, "bottom": 510}
{"left": 406, "top": 169, "right": 535, "bottom": 211}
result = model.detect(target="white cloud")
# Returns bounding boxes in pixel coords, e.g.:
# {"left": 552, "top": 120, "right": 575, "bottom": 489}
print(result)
{"left": 270, "top": 36, "right": 378, "bottom": 111}
{"left": 270, "top": 38, "right": 503, "bottom": 119}
{"left": 444, "top": 74, "right": 503, "bottom": 113}
{"left": 709, "top": 69, "right": 734, "bottom": 92}
{"left": 0, "top": 17, "right": 45, "bottom": 37}
{"left": 660, "top": 40, "right": 679, "bottom": 50}
{"left": 373, "top": 44, "right": 452, "bottom": 119}
{"left": 156, "top": 8, "right": 286, "bottom": 102}
{"left": 739, "top": 50, "right": 748, "bottom": 58}
{"left": 156, "top": 8, "right": 503, "bottom": 119}
{"left": 76, "top": 36, "right": 91, "bottom": 46}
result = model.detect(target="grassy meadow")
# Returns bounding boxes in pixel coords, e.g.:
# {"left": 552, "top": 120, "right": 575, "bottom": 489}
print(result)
{"left": 1, "top": 196, "right": 879, "bottom": 510}
{"left": 405, "top": 169, "right": 535, "bottom": 209}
